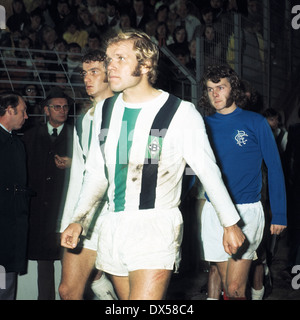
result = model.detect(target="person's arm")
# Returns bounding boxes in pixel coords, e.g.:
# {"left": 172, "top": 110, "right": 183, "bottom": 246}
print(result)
{"left": 61, "top": 102, "right": 108, "bottom": 249}
{"left": 59, "top": 123, "right": 86, "bottom": 232}
{"left": 259, "top": 117, "right": 287, "bottom": 232}
{"left": 182, "top": 103, "right": 240, "bottom": 226}
{"left": 180, "top": 103, "right": 245, "bottom": 253}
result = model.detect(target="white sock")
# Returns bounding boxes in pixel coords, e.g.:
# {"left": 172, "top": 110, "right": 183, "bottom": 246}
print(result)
{"left": 251, "top": 286, "right": 265, "bottom": 300}
{"left": 207, "top": 297, "right": 219, "bottom": 300}
{"left": 91, "top": 273, "right": 118, "bottom": 300}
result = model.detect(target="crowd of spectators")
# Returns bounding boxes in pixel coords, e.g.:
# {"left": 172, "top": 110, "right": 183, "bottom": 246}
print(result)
{"left": 0, "top": 0, "right": 265, "bottom": 118}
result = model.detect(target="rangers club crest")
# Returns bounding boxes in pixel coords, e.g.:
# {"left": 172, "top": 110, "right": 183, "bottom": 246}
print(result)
{"left": 235, "top": 130, "right": 248, "bottom": 147}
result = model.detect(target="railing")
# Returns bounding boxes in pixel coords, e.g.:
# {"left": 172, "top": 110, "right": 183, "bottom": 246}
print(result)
{"left": 0, "top": 45, "right": 86, "bottom": 122}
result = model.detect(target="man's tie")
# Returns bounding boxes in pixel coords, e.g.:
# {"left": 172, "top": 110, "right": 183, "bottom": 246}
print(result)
{"left": 52, "top": 128, "right": 58, "bottom": 137}
{"left": 51, "top": 128, "right": 58, "bottom": 141}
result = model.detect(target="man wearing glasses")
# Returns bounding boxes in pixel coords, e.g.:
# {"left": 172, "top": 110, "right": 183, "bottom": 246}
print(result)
{"left": 21, "top": 87, "right": 73, "bottom": 299}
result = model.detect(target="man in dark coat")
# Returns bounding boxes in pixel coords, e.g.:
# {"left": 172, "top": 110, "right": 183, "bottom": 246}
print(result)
{"left": 22, "top": 87, "right": 73, "bottom": 300}
{"left": 0, "top": 91, "right": 30, "bottom": 300}
{"left": 285, "top": 107, "right": 300, "bottom": 269}
{"left": 130, "top": 0, "right": 151, "bottom": 32}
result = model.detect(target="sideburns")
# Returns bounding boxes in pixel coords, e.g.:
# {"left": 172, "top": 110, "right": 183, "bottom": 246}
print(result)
{"left": 131, "top": 63, "right": 142, "bottom": 77}
{"left": 225, "top": 92, "right": 234, "bottom": 109}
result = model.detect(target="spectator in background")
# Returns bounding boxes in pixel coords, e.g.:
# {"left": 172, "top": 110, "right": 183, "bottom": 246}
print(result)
{"left": 227, "top": 16, "right": 265, "bottom": 95}
{"left": 202, "top": 25, "right": 224, "bottom": 66}
{"left": 51, "top": 38, "right": 69, "bottom": 74}
{"left": 225, "top": 0, "right": 248, "bottom": 15}
{"left": 14, "top": 35, "right": 33, "bottom": 68}
{"left": 35, "top": 0, "right": 56, "bottom": 29}
{"left": 174, "top": 0, "right": 201, "bottom": 42}
{"left": 23, "top": 84, "right": 40, "bottom": 112}
{"left": 22, "top": 87, "right": 73, "bottom": 300}
{"left": 23, "top": 7, "right": 44, "bottom": 49}
{"left": 168, "top": 25, "right": 189, "bottom": 57}
{"left": 52, "top": 73, "right": 78, "bottom": 104}
{"left": 92, "top": 6, "right": 112, "bottom": 38}
{"left": 84, "top": 32, "right": 102, "bottom": 52}
{"left": 155, "top": 4, "right": 170, "bottom": 24}
{"left": 151, "top": 21, "right": 174, "bottom": 47}
{"left": 199, "top": 6, "right": 215, "bottom": 28}
{"left": 130, "top": 0, "right": 151, "bottom": 32}
{"left": 263, "top": 108, "right": 288, "bottom": 157}
{"left": 209, "top": 0, "right": 226, "bottom": 21}
{"left": 145, "top": 19, "right": 158, "bottom": 38}
{"left": 66, "top": 42, "right": 82, "bottom": 80}
{"left": 105, "top": 0, "right": 120, "bottom": 29}
{"left": 247, "top": 0, "right": 261, "bottom": 19}
{"left": 62, "top": 16, "right": 89, "bottom": 49}
{"left": 86, "top": 0, "right": 103, "bottom": 18}
{"left": 77, "top": 5, "right": 96, "bottom": 34}
{"left": 117, "top": 0, "right": 132, "bottom": 14}
{"left": 41, "top": 25, "right": 58, "bottom": 53}
{"left": 6, "top": 0, "right": 30, "bottom": 43}
{"left": 52, "top": 0, "right": 75, "bottom": 35}
{"left": 117, "top": 11, "right": 133, "bottom": 31}
{"left": 186, "top": 36, "right": 197, "bottom": 75}
{"left": 22, "top": 84, "right": 44, "bottom": 130}
{"left": 240, "top": 79, "right": 264, "bottom": 113}
{"left": 31, "top": 52, "right": 50, "bottom": 83}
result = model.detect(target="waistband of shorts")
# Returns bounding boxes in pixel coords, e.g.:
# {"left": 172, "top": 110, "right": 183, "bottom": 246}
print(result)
{"left": 235, "top": 201, "right": 262, "bottom": 209}
{"left": 105, "top": 206, "right": 181, "bottom": 216}
{"left": 207, "top": 200, "right": 261, "bottom": 208}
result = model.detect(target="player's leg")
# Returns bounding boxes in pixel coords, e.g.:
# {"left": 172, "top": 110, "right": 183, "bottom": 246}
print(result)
{"left": 111, "top": 269, "right": 172, "bottom": 300}
{"left": 91, "top": 271, "right": 118, "bottom": 300}
{"left": 217, "top": 258, "right": 252, "bottom": 299}
{"left": 207, "top": 263, "right": 222, "bottom": 299}
{"left": 59, "top": 248, "right": 97, "bottom": 300}
{"left": 110, "top": 275, "right": 130, "bottom": 300}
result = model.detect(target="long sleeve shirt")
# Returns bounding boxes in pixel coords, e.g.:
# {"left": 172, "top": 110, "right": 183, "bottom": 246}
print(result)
{"left": 70, "top": 91, "right": 241, "bottom": 234}
{"left": 205, "top": 107, "right": 287, "bottom": 226}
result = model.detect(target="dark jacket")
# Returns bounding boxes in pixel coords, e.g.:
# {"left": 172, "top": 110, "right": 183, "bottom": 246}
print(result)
{"left": 23, "top": 122, "right": 73, "bottom": 260}
{"left": 129, "top": 12, "right": 151, "bottom": 32}
{"left": 0, "top": 127, "right": 30, "bottom": 274}
{"left": 285, "top": 123, "right": 300, "bottom": 227}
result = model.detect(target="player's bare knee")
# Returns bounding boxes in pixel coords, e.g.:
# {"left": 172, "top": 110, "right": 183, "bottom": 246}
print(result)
{"left": 59, "top": 282, "right": 78, "bottom": 300}
{"left": 59, "top": 282, "right": 70, "bottom": 300}
{"left": 226, "top": 281, "right": 244, "bottom": 298}
{"left": 210, "top": 264, "right": 219, "bottom": 275}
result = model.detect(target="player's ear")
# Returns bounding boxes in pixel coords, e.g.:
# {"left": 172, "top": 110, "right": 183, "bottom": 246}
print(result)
{"left": 141, "top": 60, "right": 151, "bottom": 75}
{"left": 44, "top": 106, "right": 50, "bottom": 117}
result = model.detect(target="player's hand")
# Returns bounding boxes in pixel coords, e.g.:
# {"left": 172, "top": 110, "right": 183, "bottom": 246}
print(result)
{"left": 61, "top": 223, "right": 82, "bottom": 249}
{"left": 223, "top": 224, "right": 245, "bottom": 255}
{"left": 270, "top": 224, "right": 286, "bottom": 235}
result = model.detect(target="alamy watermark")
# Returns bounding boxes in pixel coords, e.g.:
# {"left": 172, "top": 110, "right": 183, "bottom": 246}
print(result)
{"left": 292, "top": 5, "right": 300, "bottom": 30}
{"left": 0, "top": 265, "right": 6, "bottom": 290}
{"left": 291, "top": 265, "right": 300, "bottom": 290}
{"left": 0, "top": 5, "right": 5, "bottom": 30}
